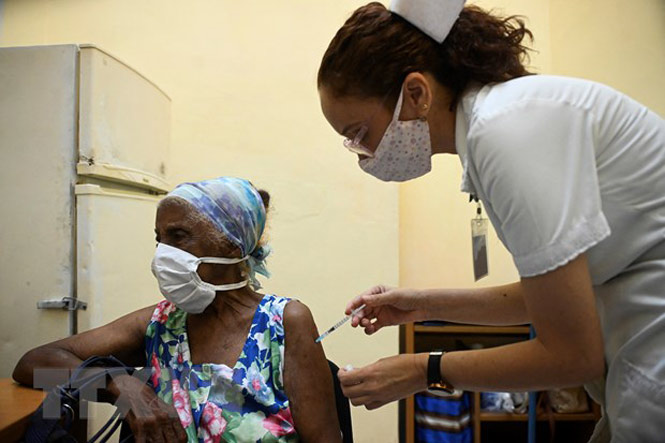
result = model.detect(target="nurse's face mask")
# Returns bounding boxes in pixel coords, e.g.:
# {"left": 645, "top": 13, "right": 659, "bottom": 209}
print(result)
{"left": 353, "top": 87, "right": 433, "bottom": 182}
{"left": 151, "top": 242, "right": 249, "bottom": 314}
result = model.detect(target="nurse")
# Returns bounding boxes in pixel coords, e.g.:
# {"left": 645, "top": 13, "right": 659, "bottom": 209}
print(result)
{"left": 317, "top": 1, "right": 665, "bottom": 441}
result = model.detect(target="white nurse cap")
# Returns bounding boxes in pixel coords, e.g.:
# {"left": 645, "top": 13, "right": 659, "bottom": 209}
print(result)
{"left": 390, "top": 0, "right": 466, "bottom": 43}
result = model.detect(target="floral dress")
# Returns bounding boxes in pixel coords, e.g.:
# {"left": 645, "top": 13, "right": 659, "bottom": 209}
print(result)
{"left": 145, "top": 295, "right": 299, "bottom": 442}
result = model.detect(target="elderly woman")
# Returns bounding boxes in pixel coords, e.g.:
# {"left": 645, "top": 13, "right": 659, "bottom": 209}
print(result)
{"left": 13, "top": 177, "right": 341, "bottom": 443}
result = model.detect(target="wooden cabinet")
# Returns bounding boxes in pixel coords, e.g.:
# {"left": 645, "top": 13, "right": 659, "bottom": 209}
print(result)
{"left": 400, "top": 323, "right": 601, "bottom": 443}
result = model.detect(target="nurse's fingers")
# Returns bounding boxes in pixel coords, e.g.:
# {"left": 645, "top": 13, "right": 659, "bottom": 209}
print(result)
{"left": 351, "top": 306, "right": 381, "bottom": 328}
{"left": 341, "top": 381, "right": 372, "bottom": 398}
{"left": 359, "top": 315, "right": 380, "bottom": 329}
{"left": 337, "top": 367, "right": 363, "bottom": 386}
{"left": 345, "top": 295, "right": 365, "bottom": 315}
{"left": 345, "top": 285, "right": 390, "bottom": 314}
{"left": 365, "top": 401, "right": 384, "bottom": 410}
{"left": 349, "top": 395, "right": 373, "bottom": 407}
{"left": 361, "top": 317, "right": 385, "bottom": 335}
{"left": 350, "top": 308, "right": 366, "bottom": 328}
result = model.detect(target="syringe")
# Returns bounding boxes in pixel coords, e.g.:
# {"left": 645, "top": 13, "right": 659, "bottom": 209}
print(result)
{"left": 315, "top": 304, "right": 367, "bottom": 343}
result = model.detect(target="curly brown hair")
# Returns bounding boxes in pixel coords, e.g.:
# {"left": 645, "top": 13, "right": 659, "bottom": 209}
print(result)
{"left": 318, "top": 2, "right": 534, "bottom": 108}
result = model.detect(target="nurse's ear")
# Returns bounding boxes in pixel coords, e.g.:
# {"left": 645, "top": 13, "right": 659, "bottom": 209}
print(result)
{"left": 400, "top": 72, "right": 433, "bottom": 121}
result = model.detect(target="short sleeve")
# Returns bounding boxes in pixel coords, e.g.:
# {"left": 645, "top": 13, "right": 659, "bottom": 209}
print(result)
{"left": 467, "top": 99, "right": 611, "bottom": 277}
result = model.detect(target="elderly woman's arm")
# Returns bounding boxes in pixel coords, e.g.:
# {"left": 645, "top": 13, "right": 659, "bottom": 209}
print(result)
{"left": 283, "top": 301, "right": 343, "bottom": 443}
{"left": 12, "top": 306, "right": 153, "bottom": 386}
{"left": 12, "top": 306, "right": 187, "bottom": 443}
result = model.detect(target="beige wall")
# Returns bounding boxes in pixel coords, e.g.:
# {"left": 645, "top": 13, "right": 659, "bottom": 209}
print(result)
{"left": 0, "top": 1, "right": 399, "bottom": 441}
{"left": 550, "top": 0, "right": 665, "bottom": 116}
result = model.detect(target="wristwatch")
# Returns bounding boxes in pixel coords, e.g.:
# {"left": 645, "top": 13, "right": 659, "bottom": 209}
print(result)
{"left": 427, "top": 350, "right": 455, "bottom": 394}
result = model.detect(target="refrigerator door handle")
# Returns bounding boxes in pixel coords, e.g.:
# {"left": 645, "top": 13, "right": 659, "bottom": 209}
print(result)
{"left": 37, "top": 296, "right": 88, "bottom": 311}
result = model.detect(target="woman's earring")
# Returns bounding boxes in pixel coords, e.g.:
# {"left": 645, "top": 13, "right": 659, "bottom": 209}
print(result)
{"left": 419, "top": 103, "right": 429, "bottom": 121}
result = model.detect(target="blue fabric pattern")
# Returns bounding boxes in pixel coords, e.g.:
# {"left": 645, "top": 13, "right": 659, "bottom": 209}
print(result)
{"left": 145, "top": 295, "right": 298, "bottom": 442}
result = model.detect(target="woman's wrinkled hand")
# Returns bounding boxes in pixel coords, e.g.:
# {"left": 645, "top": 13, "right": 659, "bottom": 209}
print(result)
{"left": 346, "top": 285, "right": 427, "bottom": 334}
{"left": 108, "top": 374, "right": 187, "bottom": 443}
{"left": 337, "top": 354, "right": 428, "bottom": 410}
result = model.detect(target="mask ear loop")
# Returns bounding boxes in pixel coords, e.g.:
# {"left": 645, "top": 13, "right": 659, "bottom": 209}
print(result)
{"left": 194, "top": 256, "right": 251, "bottom": 289}
{"left": 393, "top": 88, "right": 405, "bottom": 121}
{"left": 193, "top": 259, "right": 251, "bottom": 290}
{"left": 362, "top": 88, "right": 406, "bottom": 165}
{"left": 198, "top": 256, "right": 248, "bottom": 265}
{"left": 202, "top": 279, "right": 249, "bottom": 292}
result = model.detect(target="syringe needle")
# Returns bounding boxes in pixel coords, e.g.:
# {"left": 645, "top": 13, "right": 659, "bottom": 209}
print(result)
{"left": 315, "top": 304, "right": 367, "bottom": 343}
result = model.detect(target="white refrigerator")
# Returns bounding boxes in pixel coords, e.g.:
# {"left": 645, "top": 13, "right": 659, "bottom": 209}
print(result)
{"left": 0, "top": 44, "right": 171, "bottom": 384}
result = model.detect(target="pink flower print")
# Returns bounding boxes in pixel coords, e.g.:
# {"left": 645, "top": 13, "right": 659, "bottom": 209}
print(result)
{"left": 263, "top": 408, "right": 296, "bottom": 437}
{"left": 150, "top": 354, "right": 161, "bottom": 387}
{"left": 151, "top": 301, "right": 176, "bottom": 324}
{"left": 246, "top": 366, "right": 272, "bottom": 404}
{"left": 200, "top": 402, "right": 227, "bottom": 443}
{"left": 171, "top": 379, "right": 193, "bottom": 428}
{"left": 271, "top": 312, "right": 284, "bottom": 336}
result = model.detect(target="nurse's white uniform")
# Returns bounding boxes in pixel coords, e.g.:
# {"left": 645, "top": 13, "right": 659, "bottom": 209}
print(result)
{"left": 455, "top": 75, "right": 665, "bottom": 442}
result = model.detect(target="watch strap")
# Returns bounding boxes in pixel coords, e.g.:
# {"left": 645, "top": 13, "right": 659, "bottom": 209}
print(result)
{"left": 427, "top": 350, "right": 444, "bottom": 385}
{"left": 427, "top": 350, "right": 455, "bottom": 394}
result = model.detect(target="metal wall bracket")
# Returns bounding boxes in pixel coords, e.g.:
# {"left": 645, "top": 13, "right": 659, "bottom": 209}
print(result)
{"left": 37, "top": 296, "right": 88, "bottom": 311}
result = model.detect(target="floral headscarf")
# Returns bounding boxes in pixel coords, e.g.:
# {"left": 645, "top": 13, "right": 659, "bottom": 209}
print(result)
{"left": 168, "top": 177, "right": 270, "bottom": 289}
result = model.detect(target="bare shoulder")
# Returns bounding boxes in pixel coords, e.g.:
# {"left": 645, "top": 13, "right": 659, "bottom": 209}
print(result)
{"left": 284, "top": 299, "right": 313, "bottom": 321}
{"left": 97, "top": 304, "right": 158, "bottom": 341}
{"left": 280, "top": 299, "right": 339, "bottom": 441}
{"left": 124, "top": 304, "right": 159, "bottom": 329}
{"left": 283, "top": 299, "right": 318, "bottom": 336}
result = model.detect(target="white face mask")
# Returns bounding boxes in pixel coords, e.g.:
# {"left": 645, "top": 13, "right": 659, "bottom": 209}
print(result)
{"left": 151, "top": 243, "right": 249, "bottom": 314}
{"left": 359, "top": 89, "right": 433, "bottom": 182}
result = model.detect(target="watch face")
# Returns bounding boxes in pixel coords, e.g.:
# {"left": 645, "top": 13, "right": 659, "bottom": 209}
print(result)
{"left": 427, "top": 382, "right": 455, "bottom": 395}
{"left": 427, "top": 387, "right": 461, "bottom": 398}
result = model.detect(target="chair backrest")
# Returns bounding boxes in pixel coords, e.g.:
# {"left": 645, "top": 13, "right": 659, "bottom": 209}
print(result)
{"left": 328, "top": 360, "right": 354, "bottom": 443}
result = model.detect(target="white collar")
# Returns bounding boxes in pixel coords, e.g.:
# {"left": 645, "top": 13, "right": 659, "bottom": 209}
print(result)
{"left": 455, "top": 85, "right": 483, "bottom": 195}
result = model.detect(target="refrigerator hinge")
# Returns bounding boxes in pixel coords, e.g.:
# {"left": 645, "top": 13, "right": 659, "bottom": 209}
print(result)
{"left": 37, "top": 296, "right": 88, "bottom": 311}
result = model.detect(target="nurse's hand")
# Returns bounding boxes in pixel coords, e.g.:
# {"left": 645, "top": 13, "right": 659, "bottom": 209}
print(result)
{"left": 338, "top": 353, "right": 428, "bottom": 410}
{"left": 346, "top": 285, "right": 427, "bottom": 334}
